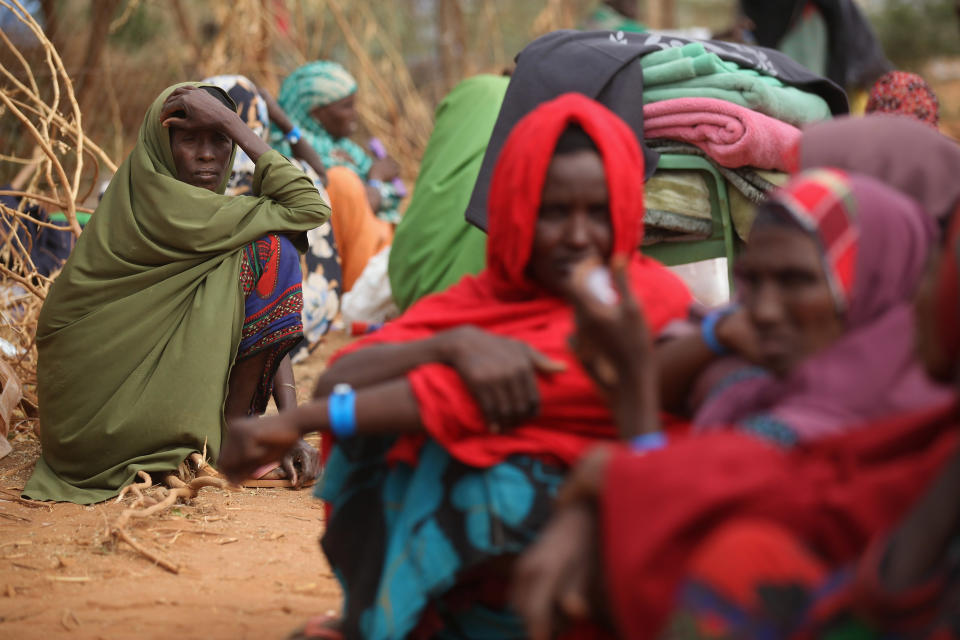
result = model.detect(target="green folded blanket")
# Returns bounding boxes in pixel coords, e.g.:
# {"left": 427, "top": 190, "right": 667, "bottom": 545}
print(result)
{"left": 640, "top": 42, "right": 832, "bottom": 126}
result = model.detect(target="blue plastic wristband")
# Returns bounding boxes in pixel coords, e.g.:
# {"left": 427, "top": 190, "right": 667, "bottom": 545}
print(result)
{"left": 701, "top": 306, "right": 736, "bottom": 356}
{"left": 285, "top": 125, "right": 302, "bottom": 145}
{"left": 630, "top": 431, "right": 667, "bottom": 453}
{"left": 327, "top": 383, "right": 357, "bottom": 439}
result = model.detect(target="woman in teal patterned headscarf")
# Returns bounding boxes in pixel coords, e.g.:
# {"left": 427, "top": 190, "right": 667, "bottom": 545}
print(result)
{"left": 274, "top": 61, "right": 402, "bottom": 224}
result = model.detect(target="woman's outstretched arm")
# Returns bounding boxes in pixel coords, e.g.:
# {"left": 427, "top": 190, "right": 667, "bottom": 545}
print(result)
{"left": 315, "top": 326, "right": 565, "bottom": 427}
{"left": 218, "top": 377, "right": 423, "bottom": 483}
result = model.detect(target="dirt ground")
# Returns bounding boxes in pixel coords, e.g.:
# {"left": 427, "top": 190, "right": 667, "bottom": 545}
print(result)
{"left": 0, "top": 331, "right": 355, "bottom": 640}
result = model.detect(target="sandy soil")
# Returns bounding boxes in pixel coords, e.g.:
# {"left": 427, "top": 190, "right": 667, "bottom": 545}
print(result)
{"left": 0, "top": 331, "right": 355, "bottom": 640}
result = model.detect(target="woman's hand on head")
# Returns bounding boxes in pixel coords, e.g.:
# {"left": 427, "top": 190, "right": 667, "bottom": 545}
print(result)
{"left": 218, "top": 414, "right": 302, "bottom": 485}
{"left": 434, "top": 326, "right": 566, "bottom": 432}
{"left": 160, "top": 85, "right": 238, "bottom": 134}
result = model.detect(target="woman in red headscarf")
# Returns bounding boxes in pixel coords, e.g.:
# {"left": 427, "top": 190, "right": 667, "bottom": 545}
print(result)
{"left": 219, "top": 94, "right": 691, "bottom": 638}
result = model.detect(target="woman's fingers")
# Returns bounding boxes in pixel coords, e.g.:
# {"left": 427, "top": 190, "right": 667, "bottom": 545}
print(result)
{"left": 159, "top": 85, "right": 234, "bottom": 132}
{"left": 518, "top": 364, "right": 541, "bottom": 421}
{"left": 529, "top": 346, "right": 567, "bottom": 374}
{"left": 220, "top": 415, "right": 302, "bottom": 484}
{"left": 160, "top": 116, "right": 186, "bottom": 129}
{"left": 294, "top": 441, "right": 321, "bottom": 484}
{"left": 471, "top": 379, "right": 500, "bottom": 429}
{"left": 559, "top": 562, "right": 592, "bottom": 622}
{"left": 513, "top": 549, "right": 560, "bottom": 640}
{"left": 513, "top": 506, "right": 595, "bottom": 640}
{"left": 281, "top": 454, "right": 300, "bottom": 489}
{"left": 159, "top": 96, "right": 185, "bottom": 124}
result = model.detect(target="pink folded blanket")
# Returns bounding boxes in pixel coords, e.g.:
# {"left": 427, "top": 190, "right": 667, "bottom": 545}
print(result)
{"left": 643, "top": 97, "right": 801, "bottom": 171}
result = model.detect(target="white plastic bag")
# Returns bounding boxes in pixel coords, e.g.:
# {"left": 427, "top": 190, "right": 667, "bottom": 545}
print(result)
{"left": 340, "top": 246, "right": 399, "bottom": 326}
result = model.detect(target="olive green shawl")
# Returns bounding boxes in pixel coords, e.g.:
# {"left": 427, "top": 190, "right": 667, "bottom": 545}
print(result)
{"left": 388, "top": 75, "right": 508, "bottom": 311}
{"left": 24, "top": 83, "right": 330, "bottom": 503}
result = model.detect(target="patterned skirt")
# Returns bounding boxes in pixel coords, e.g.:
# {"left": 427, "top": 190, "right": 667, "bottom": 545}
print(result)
{"left": 237, "top": 233, "right": 304, "bottom": 414}
{"left": 318, "top": 438, "right": 567, "bottom": 639}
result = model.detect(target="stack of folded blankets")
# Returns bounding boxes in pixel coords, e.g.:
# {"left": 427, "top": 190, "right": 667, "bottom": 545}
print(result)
{"left": 640, "top": 42, "right": 831, "bottom": 172}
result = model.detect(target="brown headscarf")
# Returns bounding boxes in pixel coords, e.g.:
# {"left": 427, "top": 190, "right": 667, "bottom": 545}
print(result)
{"left": 795, "top": 115, "right": 960, "bottom": 224}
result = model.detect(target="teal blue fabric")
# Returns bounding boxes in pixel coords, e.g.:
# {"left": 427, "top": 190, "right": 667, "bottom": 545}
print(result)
{"left": 317, "top": 440, "right": 565, "bottom": 639}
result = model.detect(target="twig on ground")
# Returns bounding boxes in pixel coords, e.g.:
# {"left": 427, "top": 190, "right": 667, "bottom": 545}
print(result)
{"left": 109, "top": 464, "right": 234, "bottom": 574}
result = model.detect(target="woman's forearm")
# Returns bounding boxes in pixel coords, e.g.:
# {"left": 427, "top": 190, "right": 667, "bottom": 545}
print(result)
{"left": 612, "top": 362, "right": 661, "bottom": 438}
{"left": 881, "top": 447, "right": 960, "bottom": 591}
{"left": 290, "top": 140, "right": 328, "bottom": 184}
{"left": 218, "top": 377, "right": 425, "bottom": 483}
{"left": 223, "top": 117, "right": 272, "bottom": 165}
{"left": 314, "top": 336, "right": 448, "bottom": 397}
{"left": 295, "top": 377, "right": 424, "bottom": 436}
{"left": 272, "top": 355, "right": 297, "bottom": 411}
{"left": 655, "top": 334, "right": 718, "bottom": 415}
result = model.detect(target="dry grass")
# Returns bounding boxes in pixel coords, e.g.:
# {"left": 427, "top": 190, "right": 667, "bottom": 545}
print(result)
{"left": 0, "top": 0, "right": 119, "bottom": 424}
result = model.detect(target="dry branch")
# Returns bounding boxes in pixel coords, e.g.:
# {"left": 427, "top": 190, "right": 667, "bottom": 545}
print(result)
{"left": 0, "top": 0, "right": 111, "bottom": 390}
{"left": 109, "top": 461, "right": 233, "bottom": 574}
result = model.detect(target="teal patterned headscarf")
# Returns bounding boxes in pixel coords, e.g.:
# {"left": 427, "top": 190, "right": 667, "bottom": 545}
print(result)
{"left": 277, "top": 61, "right": 358, "bottom": 130}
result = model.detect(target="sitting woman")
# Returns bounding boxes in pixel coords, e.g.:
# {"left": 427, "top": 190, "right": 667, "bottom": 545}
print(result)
{"left": 274, "top": 60, "right": 396, "bottom": 291}
{"left": 218, "top": 94, "right": 692, "bottom": 638}
{"left": 652, "top": 169, "right": 949, "bottom": 446}
{"left": 512, "top": 169, "right": 960, "bottom": 639}
{"left": 23, "top": 83, "right": 328, "bottom": 504}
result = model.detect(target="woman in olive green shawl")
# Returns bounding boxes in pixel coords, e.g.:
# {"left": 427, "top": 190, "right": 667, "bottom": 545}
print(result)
{"left": 24, "top": 83, "right": 330, "bottom": 504}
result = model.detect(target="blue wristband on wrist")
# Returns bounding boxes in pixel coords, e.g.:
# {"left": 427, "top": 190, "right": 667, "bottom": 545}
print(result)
{"left": 328, "top": 383, "right": 357, "bottom": 439}
{"left": 701, "top": 306, "right": 737, "bottom": 356}
{"left": 630, "top": 431, "right": 667, "bottom": 453}
{"left": 285, "top": 125, "right": 302, "bottom": 145}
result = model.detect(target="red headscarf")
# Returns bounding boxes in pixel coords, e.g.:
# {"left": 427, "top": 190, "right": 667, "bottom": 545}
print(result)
{"left": 331, "top": 93, "right": 691, "bottom": 467}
